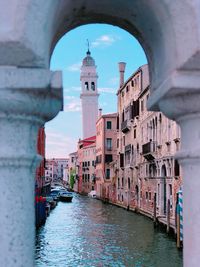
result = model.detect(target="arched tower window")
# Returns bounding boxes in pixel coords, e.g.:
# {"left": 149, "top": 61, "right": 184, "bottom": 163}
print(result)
{"left": 91, "top": 82, "right": 95, "bottom": 91}
{"left": 85, "top": 82, "right": 89, "bottom": 90}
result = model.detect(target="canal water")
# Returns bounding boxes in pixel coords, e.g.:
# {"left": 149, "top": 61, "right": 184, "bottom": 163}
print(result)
{"left": 35, "top": 194, "right": 183, "bottom": 267}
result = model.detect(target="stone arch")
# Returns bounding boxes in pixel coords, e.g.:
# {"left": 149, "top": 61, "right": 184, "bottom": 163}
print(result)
{"left": 1, "top": 1, "right": 199, "bottom": 94}
{"left": 1, "top": 1, "right": 200, "bottom": 266}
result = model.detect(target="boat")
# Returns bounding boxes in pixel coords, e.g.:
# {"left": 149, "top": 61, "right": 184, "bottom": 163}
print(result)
{"left": 50, "top": 189, "right": 61, "bottom": 201}
{"left": 59, "top": 191, "right": 73, "bottom": 202}
{"left": 88, "top": 190, "right": 96, "bottom": 198}
{"left": 46, "top": 196, "right": 57, "bottom": 209}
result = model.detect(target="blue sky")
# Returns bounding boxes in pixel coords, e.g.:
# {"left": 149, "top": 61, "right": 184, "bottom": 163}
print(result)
{"left": 46, "top": 24, "right": 147, "bottom": 158}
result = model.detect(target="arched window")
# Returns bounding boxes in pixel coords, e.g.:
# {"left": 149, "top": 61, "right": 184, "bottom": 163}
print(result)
{"left": 91, "top": 82, "right": 95, "bottom": 90}
{"left": 85, "top": 82, "right": 89, "bottom": 90}
{"left": 128, "top": 177, "right": 131, "bottom": 190}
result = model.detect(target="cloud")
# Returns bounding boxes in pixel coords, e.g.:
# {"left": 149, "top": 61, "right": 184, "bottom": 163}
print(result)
{"left": 64, "top": 86, "right": 81, "bottom": 93}
{"left": 64, "top": 97, "right": 81, "bottom": 112}
{"left": 98, "top": 87, "right": 116, "bottom": 94}
{"left": 67, "top": 62, "right": 81, "bottom": 72}
{"left": 91, "top": 35, "right": 120, "bottom": 48}
{"left": 46, "top": 130, "right": 77, "bottom": 158}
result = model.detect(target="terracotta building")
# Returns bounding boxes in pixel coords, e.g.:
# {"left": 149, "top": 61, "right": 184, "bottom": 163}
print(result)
{"left": 95, "top": 111, "right": 118, "bottom": 201}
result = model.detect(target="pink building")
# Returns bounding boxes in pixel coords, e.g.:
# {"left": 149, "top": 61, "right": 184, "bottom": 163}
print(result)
{"left": 77, "top": 136, "right": 96, "bottom": 194}
{"left": 95, "top": 112, "right": 118, "bottom": 201}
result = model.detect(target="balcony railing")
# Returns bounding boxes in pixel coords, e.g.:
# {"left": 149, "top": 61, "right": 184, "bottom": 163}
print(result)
{"left": 121, "top": 120, "right": 130, "bottom": 133}
{"left": 142, "top": 141, "right": 157, "bottom": 160}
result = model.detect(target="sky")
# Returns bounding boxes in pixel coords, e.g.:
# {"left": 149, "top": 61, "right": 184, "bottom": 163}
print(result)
{"left": 46, "top": 24, "right": 147, "bottom": 158}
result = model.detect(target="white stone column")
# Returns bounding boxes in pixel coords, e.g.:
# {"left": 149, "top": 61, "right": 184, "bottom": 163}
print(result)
{"left": 0, "top": 67, "right": 62, "bottom": 267}
{"left": 149, "top": 71, "right": 200, "bottom": 267}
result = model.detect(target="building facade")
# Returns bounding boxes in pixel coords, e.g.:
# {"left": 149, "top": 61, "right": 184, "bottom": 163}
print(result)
{"left": 77, "top": 136, "right": 96, "bottom": 194}
{"left": 95, "top": 112, "right": 118, "bottom": 201}
{"left": 68, "top": 152, "right": 78, "bottom": 191}
{"left": 116, "top": 63, "right": 182, "bottom": 226}
{"left": 45, "top": 159, "right": 58, "bottom": 183}
{"left": 53, "top": 158, "right": 69, "bottom": 181}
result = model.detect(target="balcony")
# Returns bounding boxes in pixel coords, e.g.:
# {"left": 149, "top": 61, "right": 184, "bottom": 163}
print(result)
{"left": 121, "top": 120, "right": 130, "bottom": 133}
{"left": 142, "top": 141, "right": 157, "bottom": 161}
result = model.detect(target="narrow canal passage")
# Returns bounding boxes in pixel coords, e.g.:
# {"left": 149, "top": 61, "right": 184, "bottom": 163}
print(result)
{"left": 35, "top": 194, "right": 182, "bottom": 267}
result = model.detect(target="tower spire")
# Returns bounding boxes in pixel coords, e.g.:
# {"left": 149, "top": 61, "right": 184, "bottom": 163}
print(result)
{"left": 86, "top": 39, "right": 91, "bottom": 55}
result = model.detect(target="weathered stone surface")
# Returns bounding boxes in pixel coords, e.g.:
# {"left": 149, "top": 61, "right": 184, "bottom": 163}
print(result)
{"left": 1, "top": 0, "right": 200, "bottom": 266}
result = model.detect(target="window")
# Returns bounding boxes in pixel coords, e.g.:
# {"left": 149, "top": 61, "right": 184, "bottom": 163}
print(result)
{"left": 149, "top": 192, "right": 151, "bottom": 201}
{"left": 122, "top": 177, "right": 124, "bottom": 188}
{"left": 126, "top": 85, "right": 129, "bottom": 92}
{"left": 88, "top": 174, "right": 90, "bottom": 182}
{"left": 96, "top": 155, "right": 102, "bottom": 164}
{"left": 146, "top": 192, "right": 148, "bottom": 200}
{"left": 107, "top": 121, "right": 112, "bottom": 129}
{"left": 88, "top": 161, "right": 90, "bottom": 167}
{"left": 123, "top": 136, "right": 125, "bottom": 146}
{"left": 134, "top": 128, "right": 136, "bottom": 139}
{"left": 169, "top": 184, "right": 172, "bottom": 196}
{"left": 125, "top": 149, "right": 131, "bottom": 165}
{"left": 106, "top": 169, "right": 110, "bottom": 179}
{"left": 128, "top": 178, "right": 131, "bottom": 190}
{"left": 141, "top": 100, "right": 144, "bottom": 112}
{"left": 106, "top": 138, "right": 112, "bottom": 150}
{"left": 85, "top": 82, "right": 89, "bottom": 90}
{"left": 157, "top": 184, "right": 160, "bottom": 206}
{"left": 131, "top": 80, "right": 134, "bottom": 87}
{"left": 120, "top": 153, "right": 124, "bottom": 168}
{"left": 174, "top": 160, "right": 180, "bottom": 176}
{"left": 105, "top": 154, "right": 113, "bottom": 163}
{"left": 117, "top": 138, "right": 119, "bottom": 148}
{"left": 118, "top": 178, "right": 120, "bottom": 189}
{"left": 91, "top": 82, "right": 95, "bottom": 90}
{"left": 137, "top": 143, "right": 139, "bottom": 153}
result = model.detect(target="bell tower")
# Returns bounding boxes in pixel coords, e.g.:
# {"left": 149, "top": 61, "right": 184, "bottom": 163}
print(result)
{"left": 80, "top": 47, "right": 99, "bottom": 139}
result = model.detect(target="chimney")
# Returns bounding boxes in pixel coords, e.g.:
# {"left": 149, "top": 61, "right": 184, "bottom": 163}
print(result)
{"left": 98, "top": 108, "right": 102, "bottom": 118}
{"left": 118, "top": 62, "right": 126, "bottom": 88}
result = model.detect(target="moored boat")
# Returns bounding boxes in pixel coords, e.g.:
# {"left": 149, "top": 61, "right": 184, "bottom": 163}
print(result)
{"left": 59, "top": 191, "right": 73, "bottom": 202}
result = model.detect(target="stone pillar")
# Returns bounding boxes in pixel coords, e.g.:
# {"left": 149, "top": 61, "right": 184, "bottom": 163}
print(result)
{"left": 0, "top": 67, "right": 62, "bottom": 267}
{"left": 149, "top": 70, "right": 200, "bottom": 267}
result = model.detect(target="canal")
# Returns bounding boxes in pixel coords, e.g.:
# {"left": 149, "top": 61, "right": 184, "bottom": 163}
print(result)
{"left": 35, "top": 194, "right": 183, "bottom": 267}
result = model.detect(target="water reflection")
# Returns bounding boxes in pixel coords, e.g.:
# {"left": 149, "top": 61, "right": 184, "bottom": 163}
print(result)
{"left": 35, "top": 194, "right": 182, "bottom": 267}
